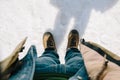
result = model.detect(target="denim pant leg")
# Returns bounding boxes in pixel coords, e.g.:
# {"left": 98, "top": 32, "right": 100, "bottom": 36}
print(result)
{"left": 35, "top": 48, "right": 60, "bottom": 74}
{"left": 65, "top": 48, "right": 83, "bottom": 73}
{"left": 65, "top": 48, "right": 88, "bottom": 80}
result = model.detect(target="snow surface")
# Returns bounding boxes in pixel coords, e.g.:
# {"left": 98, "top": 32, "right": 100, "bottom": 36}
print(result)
{"left": 0, "top": 0, "right": 120, "bottom": 63}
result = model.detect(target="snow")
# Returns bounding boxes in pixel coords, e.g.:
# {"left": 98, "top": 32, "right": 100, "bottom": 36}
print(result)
{"left": 0, "top": 0, "right": 120, "bottom": 63}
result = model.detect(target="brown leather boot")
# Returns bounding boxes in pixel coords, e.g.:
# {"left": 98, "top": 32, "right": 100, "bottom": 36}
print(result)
{"left": 67, "top": 29, "right": 79, "bottom": 49}
{"left": 43, "top": 32, "right": 56, "bottom": 50}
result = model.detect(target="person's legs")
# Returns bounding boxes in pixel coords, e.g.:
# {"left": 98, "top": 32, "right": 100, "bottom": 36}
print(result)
{"left": 35, "top": 32, "right": 60, "bottom": 73}
{"left": 65, "top": 29, "right": 88, "bottom": 80}
{"left": 65, "top": 29, "right": 88, "bottom": 78}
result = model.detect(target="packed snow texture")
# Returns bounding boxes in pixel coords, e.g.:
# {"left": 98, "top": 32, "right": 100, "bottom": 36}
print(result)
{"left": 0, "top": 0, "right": 120, "bottom": 63}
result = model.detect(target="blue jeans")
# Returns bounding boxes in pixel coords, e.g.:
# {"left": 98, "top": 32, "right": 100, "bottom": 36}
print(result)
{"left": 9, "top": 46, "right": 88, "bottom": 80}
{"left": 35, "top": 48, "right": 88, "bottom": 80}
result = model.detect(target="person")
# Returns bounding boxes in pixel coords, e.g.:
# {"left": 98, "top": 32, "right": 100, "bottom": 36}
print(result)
{"left": 34, "top": 29, "right": 89, "bottom": 80}
{"left": 4, "top": 29, "right": 120, "bottom": 80}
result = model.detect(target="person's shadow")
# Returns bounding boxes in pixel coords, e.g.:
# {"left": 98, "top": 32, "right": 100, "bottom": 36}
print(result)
{"left": 50, "top": 0, "right": 118, "bottom": 48}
